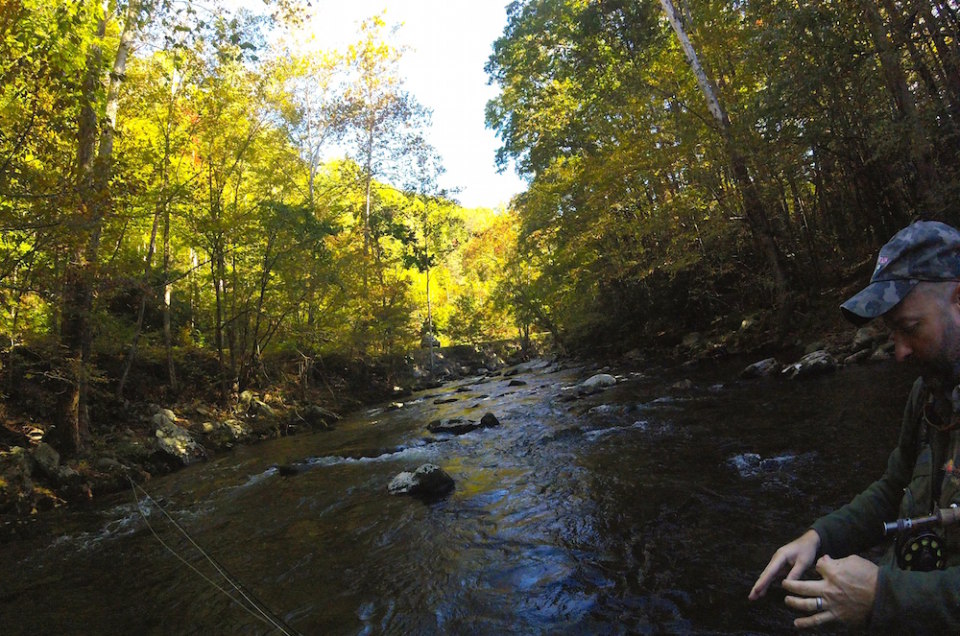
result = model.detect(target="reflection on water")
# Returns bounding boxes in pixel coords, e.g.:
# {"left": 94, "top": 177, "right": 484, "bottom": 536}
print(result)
{"left": 0, "top": 357, "right": 916, "bottom": 634}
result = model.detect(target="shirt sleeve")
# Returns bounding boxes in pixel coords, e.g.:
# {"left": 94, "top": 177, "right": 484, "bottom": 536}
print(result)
{"left": 871, "top": 565, "right": 960, "bottom": 632}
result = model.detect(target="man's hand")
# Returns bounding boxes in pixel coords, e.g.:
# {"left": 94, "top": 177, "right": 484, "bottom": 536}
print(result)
{"left": 749, "top": 529, "right": 821, "bottom": 600}
{"left": 781, "top": 554, "right": 878, "bottom": 629}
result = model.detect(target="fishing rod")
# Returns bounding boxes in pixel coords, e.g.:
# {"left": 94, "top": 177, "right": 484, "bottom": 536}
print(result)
{"left": 128, "top": 477, "right": 302, "bottom": 636}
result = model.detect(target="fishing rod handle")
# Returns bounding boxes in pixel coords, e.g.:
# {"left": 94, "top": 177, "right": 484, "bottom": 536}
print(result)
{"left": 883, "top": 507, "right": 960, "bottom": 536}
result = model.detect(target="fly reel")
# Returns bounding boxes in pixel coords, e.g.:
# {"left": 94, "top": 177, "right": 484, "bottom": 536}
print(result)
{"left": 896, "top": 531, "right": 946, "bottom": 571}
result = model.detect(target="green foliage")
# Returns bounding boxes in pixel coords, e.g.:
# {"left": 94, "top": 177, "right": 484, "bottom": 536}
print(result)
{"left": 0, "top": 1, "right": 523, "bottom": 417}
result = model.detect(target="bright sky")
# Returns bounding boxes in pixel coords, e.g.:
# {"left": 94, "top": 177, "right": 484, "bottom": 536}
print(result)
{"left": 252, "top": 0, "right": 528, "bottom": 209}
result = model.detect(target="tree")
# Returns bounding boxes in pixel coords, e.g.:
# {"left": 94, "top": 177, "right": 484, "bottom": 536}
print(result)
{"left": 267, "top": 47, "right": 345, "bottom": 206}
{"left": 341, "top": 13, "right": 432, "bottom": 287}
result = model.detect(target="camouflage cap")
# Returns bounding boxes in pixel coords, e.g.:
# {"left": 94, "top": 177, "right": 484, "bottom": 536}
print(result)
{"left": 840, "top": 221, "right": 960, "bottom": 325}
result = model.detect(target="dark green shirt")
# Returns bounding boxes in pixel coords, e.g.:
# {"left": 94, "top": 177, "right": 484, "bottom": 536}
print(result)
{"left": 811, "top": 377, "right": 960, "bottom": 632}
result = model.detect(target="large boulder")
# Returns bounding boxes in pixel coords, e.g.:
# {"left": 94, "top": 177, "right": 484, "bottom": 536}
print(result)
{"left": 27, "top": 442, "right": 79, "bottom": 485}
{"left": 740, "top": 358, "right": 781, "bottom": 379}
{"left": 301, "top": 404, "right": 340, "bottom": 430}
{"left": 155, "top": 416, "right": 206, "bottom": 465}
{"left": 249, "top": 399, "right": 275, "bottom": 419}
{"left": 388, "top": 464, "right": 455, "bottom": 499}
{"left": 781, "top": 350, "right": 838, "bottom": 380}
{"left": 579, "top": 373, "right": 617, "bottom": 395}
{"left": 151, "top": 408, "right": 178, "bottom": 429}
{"left": 852, "top": 325, "right": 885, "bottom": 352}
{"left": 202, "top": 419, "right": 252, "bottom": 447}
{"left": 31, "top": 442, "right": 60, "bottom": 480}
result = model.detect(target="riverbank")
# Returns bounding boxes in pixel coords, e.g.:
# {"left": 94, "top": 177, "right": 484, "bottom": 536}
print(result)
{"left": 0, "top": 340, "right": 532, "bottom": 541}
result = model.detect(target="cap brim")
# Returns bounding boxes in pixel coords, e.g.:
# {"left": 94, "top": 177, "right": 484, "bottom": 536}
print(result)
{"left": 839, "top": 279, "right": 918, "bottom": 326}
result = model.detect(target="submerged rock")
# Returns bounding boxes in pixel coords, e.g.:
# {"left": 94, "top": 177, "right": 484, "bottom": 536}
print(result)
{"left": 427, "top": 418, "right": 480, "bottom": 435}
{"left": 388, "top": 464, "right": 455, "bottom": 498}
{"left": 276, "top": 463, "right": 307, "bottom": 477}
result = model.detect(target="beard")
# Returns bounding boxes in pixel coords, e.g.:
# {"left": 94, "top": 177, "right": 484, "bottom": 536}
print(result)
{"left": 930, "top": 318, "right": 960, "bottom": 384}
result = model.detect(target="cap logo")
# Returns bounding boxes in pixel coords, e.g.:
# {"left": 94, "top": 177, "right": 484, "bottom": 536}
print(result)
{"left": 875, "top": 255, "right": 889, "bottom": 272}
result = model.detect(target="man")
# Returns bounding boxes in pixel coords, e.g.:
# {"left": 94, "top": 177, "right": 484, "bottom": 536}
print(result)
{"left": 749, "top": 220, "right": 960, "bottom": 632}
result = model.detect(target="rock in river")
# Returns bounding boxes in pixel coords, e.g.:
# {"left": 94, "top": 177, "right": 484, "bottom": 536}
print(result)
{"left": 388, "top": 464, "right": 455, "bottom": 498}
{"left": 480, "top": 412, "right": 500, "bottom": 428}
{"left": 428, "top": 418, "right": 480, "bottom": 435}
{"left": 740, "top": 357, "right": 781, "bottom": 379}
{"left": 781, "top": 350, "right": 837, "bottom": 380}
{"left": 579, "top": 373, "right": 617, "bottom": 395}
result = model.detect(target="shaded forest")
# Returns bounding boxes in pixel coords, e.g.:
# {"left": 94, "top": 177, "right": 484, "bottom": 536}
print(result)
{"left": 487, "top": 0, "right": 960, "bottom": 346}
{"left": 3, "top": 0, "right": 960, "bottom": 463}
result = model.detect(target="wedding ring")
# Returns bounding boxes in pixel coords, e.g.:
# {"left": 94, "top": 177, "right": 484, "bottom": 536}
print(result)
{"left": 816, "top": 596, "right": 823, "bottom": 611}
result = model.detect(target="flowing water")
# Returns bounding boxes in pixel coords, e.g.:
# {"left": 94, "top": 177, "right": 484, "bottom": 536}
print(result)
{"left": 0, "top": 356, "right": 918, "bottom": 635}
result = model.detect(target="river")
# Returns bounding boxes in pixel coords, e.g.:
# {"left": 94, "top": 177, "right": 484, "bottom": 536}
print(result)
{"left": 0, "top": 355, "right": 918, "bottom": 634}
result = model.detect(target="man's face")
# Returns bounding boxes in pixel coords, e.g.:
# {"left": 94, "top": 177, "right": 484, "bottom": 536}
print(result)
{"left": 884, "top": 282, "right": 960, "bottom": 382}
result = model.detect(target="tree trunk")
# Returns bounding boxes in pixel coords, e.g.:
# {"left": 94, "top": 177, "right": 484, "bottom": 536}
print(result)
{"left": 659, "top": 0, "right": 791, "bottom": 322}
{"left": 55, "top": 2, "right": 137, "bottom": 453}
{"left": 212, "top": 246, "right": 228, "bottom": 406}
{"left": 362, "top": 120, "right": 375, "bottom": 290}
{"left": 162, "top": 182, "right": 178, "bottom": 392}
{"left": 116, "top": 193, "right": 160, "bottom": 399}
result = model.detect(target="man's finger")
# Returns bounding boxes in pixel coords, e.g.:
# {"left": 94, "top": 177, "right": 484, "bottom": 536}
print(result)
{"left": 785, "top": 558, "right": 808, "bottom": 581}
{"left": 749, "top": 557, "right": 787, "bottom": 600}
{"left": 783, "top": 595, "right": 820, "bottom": 613}
{"left": 794, "top": 611, "right": 835, "bottom": 629}
{"left": 815, "top": 554, "right": 835, "bottom": 574}
{"left": 781, "top": 578, "right": 822, "bottom": 596}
